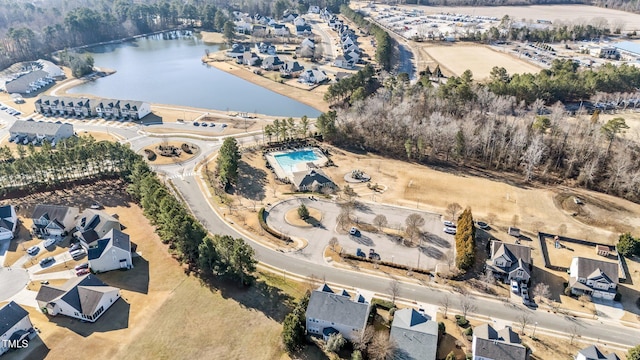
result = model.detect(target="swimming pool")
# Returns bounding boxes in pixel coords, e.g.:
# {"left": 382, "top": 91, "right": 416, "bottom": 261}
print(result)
{"left": 267, "top": 148, "right": 329, "bottom": 181}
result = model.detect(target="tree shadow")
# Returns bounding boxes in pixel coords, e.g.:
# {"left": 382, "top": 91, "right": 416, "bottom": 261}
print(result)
{"left": 202, "top": 275, "right": 296, "bottom": 322}
{"left": 349, "top": 234, "right": 375, "bottom": 246}
{"left": 47, "top": 297, "right": 130, "bottom": 337}
{"left": 423, "top": 232, "right": 451, "bottom": 249}
{"left": 354, "top": 201, "right": 372, "bottom": 214}
{"left": 97, "top": 255, "right": 149, "bottom": 294}
{"left": 420, "top": 245, "right": 444, "bottom": 260}
{"left": 238, "top": 160, "right": 267, "bottom": 201}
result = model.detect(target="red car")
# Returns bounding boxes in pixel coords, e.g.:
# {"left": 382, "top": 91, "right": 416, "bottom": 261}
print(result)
{"left": 76, "top": 268, "right": 90, "bottom": 276}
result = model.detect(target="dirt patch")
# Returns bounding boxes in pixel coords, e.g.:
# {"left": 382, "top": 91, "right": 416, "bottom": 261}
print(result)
{"left": 545, "top": 236, "right": 617, "bottom": 270}
{"left": 554, "top": 191, "right": 634, "bottom": 234}
{"left": 141, "top": 141, "right": 199, "bottom": 165}
{"left": 284, "top": 207, "right": 323, "bottom": 227}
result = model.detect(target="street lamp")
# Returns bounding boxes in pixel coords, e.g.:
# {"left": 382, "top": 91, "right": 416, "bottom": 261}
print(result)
{"left": 532, "top": 322, "right": 538, "bottom": 338}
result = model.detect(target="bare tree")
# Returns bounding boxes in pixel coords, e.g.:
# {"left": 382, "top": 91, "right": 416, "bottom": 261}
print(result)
{"left": 558, "top": 223, "right": 568, "bottom": 236}
{"left": 405, "top": 213, "right": 425, "bottom": 245}
{"left": 305, "top": 274, "right": 321, "bottom": 292}
{"left": 479, "top": 269, "right": 495, "bottom": 291}
{"left": 532, "top": 282, "right": 551, "bottom": 303}
{"left": 446, "top": 202, "right": 463, "bottom": 221}
{"left": 352, "top": 326, "right": 375, "bottom": 351}
{"left": 517, "top": 312, "right": 531, "bottom": 334}
{"left": 440, "top": 295, "right": 451, "bottom": 319}
{"left": 367, "top": 331, "right": 398, "bottom": 360}
{"left": 343, "top": 184, "right": 357, "bottom": 200}
{"left": 337, "top": 209, "right": 351, "bottom": 231}
{"left": 373, "top": 214, "right": 388, "bottom": 231}
{"left": 568, "top": 324, "right": 580, "bottom": 345}
{"left": 578, "top": 294, "right": 592, "bottom": 307}
{"left": 459, "top": 293, "right": 477, "bottom": 319}
{"left": 328, "top": 237, "right": 339, "bottom": 253}
{"left": 387, "top": 279, "right": 401, "bottom": 305}
{"left": 532, "top": 220, "right": 545, "bottom": 233}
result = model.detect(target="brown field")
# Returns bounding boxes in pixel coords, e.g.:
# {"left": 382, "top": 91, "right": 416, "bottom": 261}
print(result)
{"left": 284, "top": 207, "right": 323, "bottom": 227}
{"left": 545, "top": 237, "right": 617, "bottom": 269}
{"left": 421, "top": 43, "right": 541, "bottom": 79}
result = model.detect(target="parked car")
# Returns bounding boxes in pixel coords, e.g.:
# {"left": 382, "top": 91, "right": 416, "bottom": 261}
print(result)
{"left": 74, "top": 262, "right": 89, "bottom": 271}
{"left": 356, "top": 248, "right": 366, "bottom": 258}
{"left": 201, "top": 122, "right": 208, "bottom": 127}
{"left": 573, "top": 197, "right": 584, "bottom": 205}
{"left": 443, "top": 227, "right": 456, "bottom": 235}
{"left": 521, "top": 288, "right": 530, "bottom": 300}
{"left": 27, "top": 246, "right": 40, "bottom": 256}
{"left": 39, "top": 257, "right": 55, "bottom": 267}
{"left": 76, "top": 268, "right": 90, "bottom": 276}
{"left": 90, "top": 203, "right": 101, "bottom": 209}
{"left": 510, "top": 280, "right": 519, "bottom": 294}
{"left": 368, "top": 248, "right": 380, "bottom": 260}
{"left": 443, "top": 220, "right": 456, "bottom": 228}
{"left": 193, "top": 122, "right": 200, "bottom": 126}
{"left": 69, "top": 243, "right": 82, "bottom": 252}
{"left": 43, "top": 238, "right": 57, "bottom": 248}
{"left": 70, "top": 248, "right": 86, "bottom": 260}
{"left": 349, "top": 227, "right": 359, "bottom": 236}
{"left": 476, "top": 221, "right": 490, "bottom": 230}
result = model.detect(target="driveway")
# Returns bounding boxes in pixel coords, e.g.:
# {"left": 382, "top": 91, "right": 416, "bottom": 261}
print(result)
{"left": 593, "top": 298, "right": 625, "bottom": 320}
{"left": 266, "top": 198, "right": 452, "bottom": 270}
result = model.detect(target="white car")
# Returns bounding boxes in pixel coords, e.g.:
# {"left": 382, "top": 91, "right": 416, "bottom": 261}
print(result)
{"left": 349, "top": 227, "right": 359, "bottom": 236}
{"left": 70, "top": 248, "right": 87, "bottom": 260}
{"left": 43, "top": 238, "right": 57, "bottom": 248}
{"left": 443, "top": 227, "right": 456, "bottom": 235}
{"left": 510, "top": 280, "right": 519, "bottom": 294}
{"left": 443, "top": 221, "right": 456, "bottom": 228}
{"left": 27, "top": 245, "right": 40, "bottom": 256}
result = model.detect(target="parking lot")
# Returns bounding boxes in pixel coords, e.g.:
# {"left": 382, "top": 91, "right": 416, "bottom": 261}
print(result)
{"left": 266, "top": 198, "right": 454, "bottom": 271}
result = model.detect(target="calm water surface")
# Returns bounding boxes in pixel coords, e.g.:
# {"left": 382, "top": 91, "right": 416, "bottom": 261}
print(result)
{"left": 68, "top": 35, "right": 321, "bottom": 118}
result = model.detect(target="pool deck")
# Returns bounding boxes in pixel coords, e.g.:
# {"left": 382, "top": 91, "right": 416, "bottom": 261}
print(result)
{"left": 265, "top": 147, "right": 328, "bottom": 182}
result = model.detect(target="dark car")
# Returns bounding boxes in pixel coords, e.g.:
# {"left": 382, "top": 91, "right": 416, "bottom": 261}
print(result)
{"left": 476, "top": 221, "right": 490, "bottom": 230}
{"left": 39, "top": 257, "right": 55, "bottom": 267}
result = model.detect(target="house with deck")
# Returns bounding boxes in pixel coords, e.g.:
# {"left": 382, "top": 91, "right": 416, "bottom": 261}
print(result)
{"left": 569, "top": 257, "right": 619, "bottom": 301}
{"left": 31, "top": 204, "right": 79, "bottom": 239}
{"left": 36, "top": 275, "right": 121, "bottom": 322}
{"left": 0, "top": 205, "right": 18, "bottom": 241}
{"left": 486, "top": 240, "right": 532, "bottom": 284}
{"left": 299, "top": 69, "right": 328, "bottom": 84}
{"left": 0, "top": 302, "right": 34, "bottom": 356}
{"left": 87, "top": 228, "right": 133, "bottom": 273}
{"left": 305, "top": 284, "right": 370, "bottom": 342}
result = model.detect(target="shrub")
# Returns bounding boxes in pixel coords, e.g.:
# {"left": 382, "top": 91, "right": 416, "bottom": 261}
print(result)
{"left": 614, "top": 292, "right": 622, "bottom": 301}
{"left": 298, "top": 203, "right": 309, "bottom": 220}
{"left": 464, "top": 327, "right": 473, "bottom": 336}
{"left": 371, "top": 298, "right": 395, "bottom": 311}
{"left": 258, "top": 208, "right": 291, "bottom": 242}
{"left": 456, "top": 316, "right": 469, "bottom": 327}
{"left": 445, "top": 351, "right": 456, "bottom": 360}
{"left": 438, "top": 321, "right": 446, "bottom": 335}
{"left": 564, "top": 286, "right": 572, "bottom": 296}
{"left": 389, "top": 307, "right": 396, "bottom": 316}
{"left": 352, "top": 350, "right": 363, "bottom": 360}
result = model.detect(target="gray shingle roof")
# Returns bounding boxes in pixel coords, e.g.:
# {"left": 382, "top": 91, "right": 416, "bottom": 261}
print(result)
{"left": 37, "top": 274, "right": 119, "bottom": 315}
{"left": 492, "top": 241, "right": 531, "bottom": 265}
{"left": 0, "top": 301, "right": 29, "bottom": 336}
{"left": 573, "top": 257, "right": 618, "bottom": 282}
{"left": 390, "top": 309, "right": 438, "bottom": 360}
{"left": 88, "top": 228, "right": 130, "bottom": 260}
{"left": 474, "top": 325, "right": 527, "bottom": 360}
{"left": 292, "top": 169, "right": 334, "bottom": 189}
{"left": 578, "top": 345, "right": 620, "bottom": 360}
{"left": 32, "top": 204, "right": 77, "bottom": 226}
{"left": 0, "top": 205, "right": 13, "bottom": 219}
{"left": 9, "top": 120, "right": 73, "bottom": 138}
{"left": 306, "top": 288, "right": 370, "bottom": 331}
{"left": 5, "top": 70, "right": 49, "bottom": 93}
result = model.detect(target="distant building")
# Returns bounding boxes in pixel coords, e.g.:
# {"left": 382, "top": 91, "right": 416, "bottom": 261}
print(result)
{"left": 9, "top": 120, "right": 74, "bottom": 146}
{"left": 589, "top": 46, "right": 618, "bottom": 59}
{"left": 31, "top": 204, "right": 80, "bottom": 239}
{"left": 87, "top": 228, "right": 133, "bottom": 273}
{"left": 292, "top": 169, "right": 335, "bottom": 192}
{"left": 569, "top": 257, "right": 618, "bottom": 301}
{"left": 36, "top": 59, "right": 65, "bottom": 79}
{"left": 576, "top": 345, "right": 620, "bottom": 360}
{"left": 36, "top": 275, "right": 121, "bottom": 322}
{"left": 0, "top": 205, "right": 18, "bottom": 241}
{"left": 0, "top": 301, "right": 34, "bottom": 356}
{"left": 75, "top": 209, "right": 121, "bottom": 247}
{"left": 4, "top": 70, "right": 53, "bottom": 95}
{"left": 308, "top": 6, "right": 320, "bottom": 14}
{"left": 614, "top": 41, "right": 640, "bottom": 60}
{"left": 35, "top": 95, "right": 150, "bottom": 120}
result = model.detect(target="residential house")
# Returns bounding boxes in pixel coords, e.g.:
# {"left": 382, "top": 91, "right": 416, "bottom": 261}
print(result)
{"left": 91, "top": 98, "right": 121, "bottom": 118}
{"left": 301, "top": 38, "right": 315, "bottom": 50}
{"left": 256, "top": 42, "right": 276, "bottom": 55}
{"left": 299, "top": 69, "right": 328, "bottom": 84}
{"left": 4, "top": 70, "right": 53, "bottom": 95}
{"left": 293, "top": 16, "right": 307, "bottom": 27}
{"left": 241, "top": 51, "right": 260, "bottom": 66}
{"left": 252, "top": 24, "right": 267, "bottom": 37}
{"left": 119, "top": 100, "right": 151, "bottom": 120}
{"left": 280, "top": 61, "right": 305, "bottom": 77}
{"left": 9, "top": 119, "right": 74, "bottom": 146}
{"left": 282, "top": 13, "right": 298, "bottom": 22}
{"left": 36, "top": 59, "right": 65, "bottom": 79}
{"left": 342, "top": 35, "right": 356, "bottom": 48}
{"left": 320, "top": 8, "right": 332, "bottom": 21}
{"left": 273, "top": 24, "right": 289, "bottom": 37}
{"left": 235, "top": 19, "right": 253, "bottom": 34}
{"left": 31, "top": 204, "right": 79, "bottom": 239}
{"left": 472, "top": 324, "right": 528, "bottom": 360}
{"left": 390, "top": 308, "right": 438, "bottom": 360}
{"left": 226, "top": 44, "right": 248, "bottom": 58}
{"left": 298, "top": 38, "right": 315, "bottom": 58}
{"left": 36, "top": 274, "right": 121, "bottom": 322}
{"left": 87, "top": 228, "right": 133, "bottom": 273}
{"left": 35, "top": 95, "right": 91, "bottom": 117}
{"left": 75, "top": 209, "right": 121, "bottom": 247}
{"left": 576, "top": 345, "right": 620, "bottom": 360}
{"left": 0, "top": 302, "right": 34, "bottom": 356}
{"left": 292, "top": 169, "right": 335, "bottom": 192}
{"left": 296, "top": 24, "right": 312, "bottom": 36}
{"left": 486, "top": 241, "right": 532, "bottom": 284}
{"left": 0, "top": 205, "right": 18, "bottom": 241}
{"left": 334, "top": 54, "right": 355, "bottom": 69}
{"left": 308, "top": 5, "right": 320, "bottom": 14}
{"left": 261, "top": 55, "right": 285, "bottom": 70}
{"left": 305, "top": 284, "right": 370, "bottom": 342}
{"left": 569, "top": 257, "right": 619, "bottom": 300}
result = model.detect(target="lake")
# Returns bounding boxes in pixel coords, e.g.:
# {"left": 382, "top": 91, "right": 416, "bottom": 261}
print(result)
{"left": 68, "top": 34, "right": 321, "bottom": 118}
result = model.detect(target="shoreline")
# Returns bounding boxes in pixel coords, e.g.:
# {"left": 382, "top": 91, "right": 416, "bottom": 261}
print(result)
{"left": 205, "top": 58, "right": 330, "bottom": 114}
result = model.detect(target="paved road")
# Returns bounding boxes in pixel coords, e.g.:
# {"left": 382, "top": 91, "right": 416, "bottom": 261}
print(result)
{"left": 173, "top": 173, "right": 640, "bottom": 347}
{"left": 266, "top": 197, "right": 450, "bottom": 270}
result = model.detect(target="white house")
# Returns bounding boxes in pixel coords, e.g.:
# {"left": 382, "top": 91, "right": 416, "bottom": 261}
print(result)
{"left": 36, "top": 275, "right": 121, "bottom": 322}
{"left": 75, "top": 209, "right": 121, "bottom": 247}
{"left": 293, "top": 17, "right": 307, "bottom": 27}
{"left": 305, "top": 284, "right": 370, "bottom": 342}
{"left": 273, "top": 24, "right": 289, "bottom": 37}
{"left": 299, "top": 69, "right": 328, "bottom": 84}
{"left": 334, "top": 54, "right": 355, "bottom": 69}
{"left": 569, "top": 257, "right": 618, "bottom": 301}
{"left": 235, "top": 20, "right": 253, "bottom": 34}
{"left": 292, "top": 169, "right": 335, "bottom": 192}
{"left": 472, "top": 324, "right": 528, "bottom": 360}
{"left": 283, "top": 13, "right": 298, "bottom": 22}
{"left": 87, "top": 228, "right": 133, "bottom": 273}
{"left": 31, "top": 204, "right": 79, "bottom": 239}
{"left": 301, "top": 38, "right": 315, "bottom": 49}
{"left": 9, "top": 120, "right": 74, "bottom": 146}
{"left": 0, "top": 302, "right": 34, "bottom": 356}
{"left": 241, "top": 51, "right": 260, "bottom": 66}
{"left": 280, "top": 61, "right": 305, "bottom": 77}
{"left": 486, "top": 241, "right": 532, "bottom": 284}
{"left": 576, "top": 345, "right": 620, "bottom": 360}
{"left": 0, "top": 205, "right": 17, "bottom": 241}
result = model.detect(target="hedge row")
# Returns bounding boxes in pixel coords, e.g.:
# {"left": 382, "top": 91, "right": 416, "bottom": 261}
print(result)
{"left": 258, "top": 207, "right": 291, "bottom": 242}
{"left": 341, "top": 253, "right": 431, "bottom": 276}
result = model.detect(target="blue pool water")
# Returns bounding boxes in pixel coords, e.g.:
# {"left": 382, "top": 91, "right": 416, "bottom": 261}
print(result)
{"left": 274, "top": 150, "right": 319, "bottom": 173}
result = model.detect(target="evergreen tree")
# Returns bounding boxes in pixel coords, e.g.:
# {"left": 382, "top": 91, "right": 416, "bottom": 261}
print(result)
{"left": 216, "top": 137, "right": 240, "bottom": 189}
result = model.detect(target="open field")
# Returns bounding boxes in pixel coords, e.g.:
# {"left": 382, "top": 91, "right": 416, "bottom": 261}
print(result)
{"left": 422, "top": 43, "right": 541, "bottom": 79}
{"left": 390, "top": 4, "right": 640, "bottom": 32}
